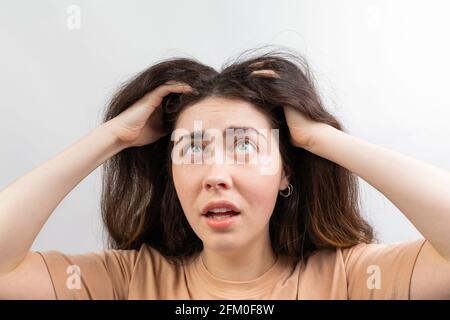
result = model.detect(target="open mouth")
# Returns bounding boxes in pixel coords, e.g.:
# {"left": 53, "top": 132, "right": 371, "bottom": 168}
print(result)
{"left": 205, "top": 210, "right": 240, "bottom": 220}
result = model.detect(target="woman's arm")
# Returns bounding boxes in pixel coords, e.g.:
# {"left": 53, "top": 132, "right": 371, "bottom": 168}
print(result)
{"left": 0, "top": 82, "right": 192, "bottom": 277}
{"left": 283, "top": 100, "right": 450, "bottom": 298}
{"left": 0, "top": 123, "right": 125, "bottom": 275}
{"left": 0, "top": 81, "right": 192, "bottom": 299}
{"left": 307, "top": 125, "right": 450, "bottom": 299}
{"left": 309, "top": 125, "right": 450, "bottom": 261}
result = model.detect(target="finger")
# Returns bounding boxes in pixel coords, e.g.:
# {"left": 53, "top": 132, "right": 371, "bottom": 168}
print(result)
{"left": 154, "top": 82, "right": 194, "bottom": 98}
{"left": 250, "top": 69, "right": 280, "bottom": 78}
{"left": 162, "top": 81, "right": 193, "bottom": 91}
{"left": 165, "top": 80, "right": 191, "bottom": 86}
{"left": 145, "top": 82, "right": 194, "bottom": 108}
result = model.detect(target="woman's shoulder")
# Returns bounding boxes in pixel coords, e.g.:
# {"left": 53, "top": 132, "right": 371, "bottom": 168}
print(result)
{"left": 339, "top": 238, "right": 427, "bottom": 265}
{"left": 304, "top": 238, "right": 427, "bottom": 262}
{"left": 293, "top": 238, "right": 427, "bottom": 299}
{"left": 297, "top": 238, "right": 427, "bottom": 279}
{"left": 35, "top": 242, "right": 185, "bottom": 299}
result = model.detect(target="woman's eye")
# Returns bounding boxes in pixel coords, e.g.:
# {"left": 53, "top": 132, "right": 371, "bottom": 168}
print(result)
{"left": 183, "top": 142, "right": 203, "bottom": 155}
{"left": 183, "top": 138, "right": 258, "bottom": 156}
{"left": 234, "top": 138, "right": 257, "bottom": 153}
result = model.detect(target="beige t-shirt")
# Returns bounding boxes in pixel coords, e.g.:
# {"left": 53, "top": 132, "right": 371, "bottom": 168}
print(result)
{"left": 36, "top": 239, "right": 427, "bottom": 300}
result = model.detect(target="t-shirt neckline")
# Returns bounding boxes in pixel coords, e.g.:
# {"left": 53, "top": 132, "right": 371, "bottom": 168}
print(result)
{"left": 191, "top": 252, "right": 291, "bottom": 298}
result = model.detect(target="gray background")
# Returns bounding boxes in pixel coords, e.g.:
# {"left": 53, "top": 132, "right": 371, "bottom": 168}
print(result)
{"left": 1, "top": 0, "right": 448, "bottom": 254}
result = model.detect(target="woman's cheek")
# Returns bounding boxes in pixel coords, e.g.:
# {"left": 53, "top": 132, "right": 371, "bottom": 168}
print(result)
{"left": 245, "top": 177, "right": 279, "bottom": 221}
{"left": 172, "top": 167, "right": 196, "bottom": 212}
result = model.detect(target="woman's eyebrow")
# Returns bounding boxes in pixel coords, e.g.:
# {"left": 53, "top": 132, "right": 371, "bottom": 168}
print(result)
{"left": 174, "top": 126, "right": 267, "bottom": 146}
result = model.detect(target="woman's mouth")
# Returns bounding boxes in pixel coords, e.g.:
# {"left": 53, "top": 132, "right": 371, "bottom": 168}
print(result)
{"left": 203, "top": 210, "right": 240, "bottom": 229}
{"left": 205, "top": 209, "right": 240, "bottom": 220}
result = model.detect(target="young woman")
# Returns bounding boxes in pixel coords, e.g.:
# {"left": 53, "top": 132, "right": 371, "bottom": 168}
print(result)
{"left": 1, "top": 48, "right": 449, "bottom": 299}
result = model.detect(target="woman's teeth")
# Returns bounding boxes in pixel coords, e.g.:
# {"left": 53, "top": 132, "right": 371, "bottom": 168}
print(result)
{"left": 206, "top": 208, "right": 239, "bottom": 219}
{"left": 209, "top": 208, "right": 234, "bottom": 213}
{"left": 208, "top": 214, "right": 235, "bottom": 220}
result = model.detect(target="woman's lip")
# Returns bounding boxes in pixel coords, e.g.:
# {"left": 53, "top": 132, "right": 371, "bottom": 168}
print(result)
{"left": 201, "top": 200, "right": 241, "bottom": 215}
{"left": 202, "top": 214, "right": 240, "bottom": 229}
{"left": 205, "top": 210, "right": 239, "bottom": 217}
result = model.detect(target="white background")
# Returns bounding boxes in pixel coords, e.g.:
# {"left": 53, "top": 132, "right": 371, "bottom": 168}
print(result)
{"left": 1, "top": 0, "right": 449, "bottom": 254}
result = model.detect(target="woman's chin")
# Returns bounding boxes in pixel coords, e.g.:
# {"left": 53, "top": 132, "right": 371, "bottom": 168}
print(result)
{"left": 203, "top": 238, "right": 242, "bottom": 252}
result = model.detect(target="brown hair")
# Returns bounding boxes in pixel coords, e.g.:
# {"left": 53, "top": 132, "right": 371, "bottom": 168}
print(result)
{"left": 101, "top": 46, "right": 374, "bottom": 265}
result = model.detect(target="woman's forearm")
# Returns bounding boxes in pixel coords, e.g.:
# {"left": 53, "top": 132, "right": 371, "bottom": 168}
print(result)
{"left": 0, "top": 122, "right": 125, "bottom": 274}
{"left": 309, "top": 125, "right": 450, "bottom": 260}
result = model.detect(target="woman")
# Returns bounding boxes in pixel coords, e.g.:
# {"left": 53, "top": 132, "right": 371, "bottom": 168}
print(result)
{"left": 0, "top": 48, "right": 449, "bottom": 299}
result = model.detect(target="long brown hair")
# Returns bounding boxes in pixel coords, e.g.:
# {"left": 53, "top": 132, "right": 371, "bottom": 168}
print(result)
{"left": 101, "top": 46, "right": 374, "bottom": 265}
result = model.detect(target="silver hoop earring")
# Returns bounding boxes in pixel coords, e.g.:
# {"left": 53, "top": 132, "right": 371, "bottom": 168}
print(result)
{"left": 279, "top": 183, "right": 293, "bottom": 198}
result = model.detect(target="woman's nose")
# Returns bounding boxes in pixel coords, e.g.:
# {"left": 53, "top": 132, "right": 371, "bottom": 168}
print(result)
{"left": 202, "top": 166, "right": 233, "bottom": 191}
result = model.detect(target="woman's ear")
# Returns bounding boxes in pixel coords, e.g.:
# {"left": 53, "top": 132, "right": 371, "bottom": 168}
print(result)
{"left": 279, "top": 166, "right": 290, "bottom": 190}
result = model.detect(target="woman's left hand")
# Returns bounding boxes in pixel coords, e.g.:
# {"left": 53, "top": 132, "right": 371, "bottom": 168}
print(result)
{"left": 282, "top": 105, "right": 331, "bottom": 152}
{"left": 249, "top": 68, "right": 332, "bottom": 152}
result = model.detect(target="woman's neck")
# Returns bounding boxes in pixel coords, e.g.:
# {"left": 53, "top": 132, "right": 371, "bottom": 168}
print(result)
{"left": 200, "top": 236, "right": 278, "bottom": 281}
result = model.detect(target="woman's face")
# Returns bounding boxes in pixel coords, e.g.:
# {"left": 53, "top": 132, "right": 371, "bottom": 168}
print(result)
{"left": 171, "top": 97, "right": 289, "bottom": 253}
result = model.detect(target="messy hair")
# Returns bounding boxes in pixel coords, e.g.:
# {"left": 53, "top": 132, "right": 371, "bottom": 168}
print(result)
{"left": 101, "top": 46, "right": 374, "bottom": 265}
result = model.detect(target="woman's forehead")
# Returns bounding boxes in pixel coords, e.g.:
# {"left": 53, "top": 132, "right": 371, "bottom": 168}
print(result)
{"left": 175, "top": 97, "right": 272, "bottom": 130}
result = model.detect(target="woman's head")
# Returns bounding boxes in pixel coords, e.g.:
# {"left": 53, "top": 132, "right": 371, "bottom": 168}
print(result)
{"left": 101, "top": 46, "right": 374, "bottom": 265}
{"left": 171, "top": 96, "right": 290, "bottom": 255}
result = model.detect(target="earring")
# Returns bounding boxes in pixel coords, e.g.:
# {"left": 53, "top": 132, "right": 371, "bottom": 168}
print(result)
{"left": 279, "top": 183, "right": 293, "bottom": 198}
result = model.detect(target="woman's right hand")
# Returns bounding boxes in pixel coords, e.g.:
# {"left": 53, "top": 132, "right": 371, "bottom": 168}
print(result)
{"left": 106, "top": 81, "right": 194, "bottom": 148}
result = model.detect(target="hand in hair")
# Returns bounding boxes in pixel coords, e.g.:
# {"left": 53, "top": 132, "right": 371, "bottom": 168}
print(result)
{"left": 107, "top": 81, "right": 194, "bottom": 148}
{"left": 250, "top": 68, "right": 330, "bottom": 152}
{"left": 283, "top": 105, "right": 331, "bottom": 152}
